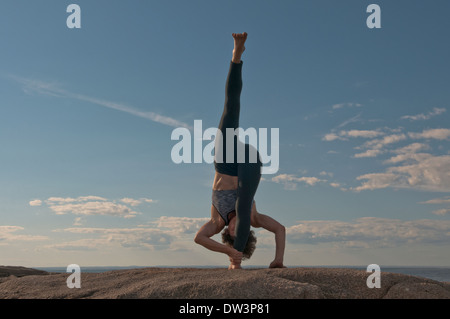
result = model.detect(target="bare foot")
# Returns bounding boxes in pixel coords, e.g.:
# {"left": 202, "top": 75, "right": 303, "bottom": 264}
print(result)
{"left": 269, "top": 260, "right": 286, "bottom": 268}
{"left": 232, "top": 32, "right": 248, "bottom": 63}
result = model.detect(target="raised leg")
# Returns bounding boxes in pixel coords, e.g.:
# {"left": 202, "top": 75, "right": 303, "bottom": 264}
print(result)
{"left": 215, "top": 33, "right": 248, "bottom": 169}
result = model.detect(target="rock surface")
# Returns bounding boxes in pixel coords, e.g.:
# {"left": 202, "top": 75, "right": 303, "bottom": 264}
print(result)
{"left": 0, "top": 266, "right": 449, "bottom": 299}
{"left": 0, "top": 266, "right": 48, "bottom": 278}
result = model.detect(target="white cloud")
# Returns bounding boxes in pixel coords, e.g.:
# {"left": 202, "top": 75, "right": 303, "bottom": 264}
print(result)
{"left": 272, "top": 174, "right": 325, "bottom": 190}
{"left": 332, "top": 102, "right": 362, "bottom": 110}
{"left": 29, "top": 199, "right": 42, "bottom": 206}
{"left": 319, "top": 171, "right": 334, "bottom": 177}
{"left": 392, "top": 143, "right": 430, "bottom": 154}
{"left": 272, "top": 174, "right": 345, "bottom": 191}
{"left": 353, "top": 149, "right": 384, "bottom": 158}
{"left": 420, "top": 196, "right": 450, "bottom": 205}
{"left": 77, "top": 196, "right": 108, "bottom": 202}
{"left": 323, "top": 129, "right": 384, "bottom": 142}
{"left": 350, "top": 130, "right": 450, "bottom": 192}
{"left": 45, "top": 238, "right": 104, "bottom": 251}
{"left": 46, "top": 197, "right": 77, "bottom": 203}
{"left": 323, "top": 124, "right": 450, "bottom": 163}
{"left": 401, "top": 107, "right": 446, "bottom": 121}
{"left": 36, "top": 196, "right": 156, "bottom": 218}
{"left": 353, "top": 154, "right": 450, "bottom": 192}
{"left": 321, "top": 122, "right": 450, "bottom": 192}
{"left": 362, "top": 133, "right": 407, "bottom": 150}
{"left": 286, "top": 217, "right": 450, "bottom": 247}
{"left": 340, "top": 130, "right": 384, "bottom": 139}
{"left": 408, "top": 128, "right": 450, "bottom": 140}
{"left": 152, "top": 216, "right": 210, "bottom": 235}
{"left": 322, "top": 133, "right": 342, "bottom": 142}
{"left": 73, "top": 217, "right": 83, "bottom": 226}
{"left": 383, "top": 142, "right": 431, "bottom": 164}
{"left": 50, "top": 227, "right": 175, "bottom": 251}
{"left": 419, "top": 196, "right": 450, "bottom": 216}
{"left": 38, "top": 214, "right": 450, "bottom": 256}
{"left": 352, "top": 133, "right": 408, "bottom": 159}
{"left": 329, "top": 182, "right": 340, "bottom": 188}
{"left": 120, "top": 197, "right": 156, "bottom": 206}
{"left": 47, "top": 216, "right": 450, "bottom": 253}
{"left": 318, "top": 109, "right": 450, "bottom": 211}
{"left": 46, "top": 196, "right": 107, "bottom": 204}
{"left": 49, "top": 201, "right": 139, "bottom": 218}
{"left": 49, "top": 216, "right": 209, "bottom": 251}
{"left": 432, "top": 209, "right": 450, "bottom": 216}
{"left": 0, "top": 226, "right": 48, "bottom": 244}
{"left": 120, "top": 198, "right": 143, "bottom": 207}
{"left": 353, "top": 173, "right": 399, "bottom": 191}
{"left": 384, "top": 152, "right": 432, "bottom": 164}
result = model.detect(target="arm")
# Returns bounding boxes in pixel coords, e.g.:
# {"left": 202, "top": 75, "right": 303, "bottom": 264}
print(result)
{"left": 252, "top": 212, "right": 286, "bottom": 268}
{"left": 194, "top": 220, "right": 243, "bottom": 262}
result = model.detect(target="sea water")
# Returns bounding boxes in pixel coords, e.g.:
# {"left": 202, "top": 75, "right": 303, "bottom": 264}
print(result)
{"left": 35, "top": 265, "right": 450, "bottom": 282}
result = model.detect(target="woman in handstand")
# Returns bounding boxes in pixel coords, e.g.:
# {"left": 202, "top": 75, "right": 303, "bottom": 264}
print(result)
{"left": 194, "top": 32, "right": 286, "bottom": 269}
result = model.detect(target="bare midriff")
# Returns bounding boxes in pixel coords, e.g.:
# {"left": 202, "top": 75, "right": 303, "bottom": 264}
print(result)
{"left": 212, "top": 172, "right": 238, "bottom": 191}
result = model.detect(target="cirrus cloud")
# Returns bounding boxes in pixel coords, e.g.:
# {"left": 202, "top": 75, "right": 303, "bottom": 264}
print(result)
{"left": 9, "top": 75, "right": 191, "bottom": 129}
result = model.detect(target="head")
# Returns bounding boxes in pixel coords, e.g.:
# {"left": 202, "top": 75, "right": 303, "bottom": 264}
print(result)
{"left": 221, "top": 213, "right": 257, "bottom": 260}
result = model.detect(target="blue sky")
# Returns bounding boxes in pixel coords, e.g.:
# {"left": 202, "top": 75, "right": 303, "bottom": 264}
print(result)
{"left": 1, "top": 0, "right": 450, "bottom": 267}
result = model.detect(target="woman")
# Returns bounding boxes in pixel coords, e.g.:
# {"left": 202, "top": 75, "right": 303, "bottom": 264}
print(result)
{"left": 194, "top": 32, "right": 286, "bottom": 269}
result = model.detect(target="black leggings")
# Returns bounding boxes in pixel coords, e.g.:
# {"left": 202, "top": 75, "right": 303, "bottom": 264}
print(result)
{"left": 215, "top": 61, "right": 262, "bottom": 252}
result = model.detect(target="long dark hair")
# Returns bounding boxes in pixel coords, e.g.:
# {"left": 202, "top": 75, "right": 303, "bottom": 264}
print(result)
{"left": 221, "top": 229, "right": 257, "bottom": 260}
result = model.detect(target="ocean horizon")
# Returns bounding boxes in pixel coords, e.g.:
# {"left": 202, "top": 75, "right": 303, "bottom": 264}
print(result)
{"left": 34, "top": 265, "right": 450, "bottom": 283}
